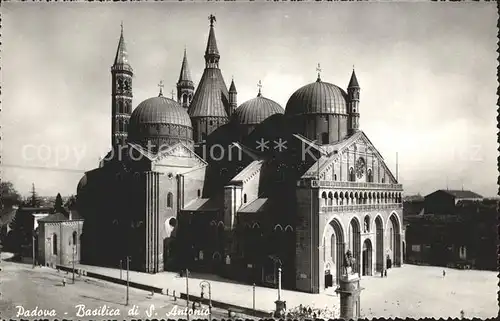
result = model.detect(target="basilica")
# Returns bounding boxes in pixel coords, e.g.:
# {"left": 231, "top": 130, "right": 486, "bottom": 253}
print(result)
{"left": 76, "top": 15, "right": 404, "bottom": 294}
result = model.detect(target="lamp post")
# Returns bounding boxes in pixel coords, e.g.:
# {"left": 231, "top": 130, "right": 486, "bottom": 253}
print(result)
{"left": 126, "top": 256, "right": 131, "bottom": 306}
{"left": 252, "top": 283, "right": 256, "bottom": 312}
{"left": 200, "top": 280, "right": 212, "bottom": 321}
{"left": 274, "top": 267, "right": 286, "bottom": 318}
{"left": 72, "top": 245, "right": 75, "bottom": 284}
{"left": 32, "top": 233, "right": 35, "bottom": 269}
{"left": 186, "top": 269, "right": 190, "bottom": 321}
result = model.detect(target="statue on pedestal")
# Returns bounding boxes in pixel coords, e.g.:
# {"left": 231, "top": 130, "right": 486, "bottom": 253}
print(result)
{"left": 343, "top": 250, "right": 356, "bottom": 275}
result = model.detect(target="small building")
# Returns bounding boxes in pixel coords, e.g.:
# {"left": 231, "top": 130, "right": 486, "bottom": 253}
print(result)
{"left": 424, "top": 190, "right": 483, "bottom": 215}
{"left": 37, "top": 210, "right": 84, "bottom": 267}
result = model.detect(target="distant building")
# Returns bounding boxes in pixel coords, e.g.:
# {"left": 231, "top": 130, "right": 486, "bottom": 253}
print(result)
{"left": 405, "top": 190, "right": 495, "bottom": 270}
{"left": 37, "top": 210, "right": 83, "bottom": 267}
{"left": 424, "top": 190, "right": 483, "bottom": 215}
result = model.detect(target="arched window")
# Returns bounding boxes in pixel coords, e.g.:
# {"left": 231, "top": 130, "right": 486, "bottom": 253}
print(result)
{"left": 243, "top": 194, "right": 247, "bottom": 204}
{"left": 197, "top": 189, "right": 201, "bottom": 198}
{"left": 72, "top": 231, "right": 77, "bottom": 246}
{"left": 381, "top": 177, "right": 385, "bottom": 184}
{"left": 367, "top": 169, "right": 373, "bottom": 183}
{"left": 349, "top": 168, "right": 355, "bottom": 182}
{"left": 333, "top": 174, "right": 337, "bottom": 181}
{"left": 167, "top": 192, "right": 173, "bottom": 208}
{"left": 183, "top": 94, "right": 187, "bottom": 104}
{"left": 52, "top": 234, "right": 58, "bottom": 255}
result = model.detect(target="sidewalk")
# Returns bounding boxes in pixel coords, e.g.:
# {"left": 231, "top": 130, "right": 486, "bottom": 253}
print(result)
{"left": 61, "top": 263, "right": 340, "bottom": 314}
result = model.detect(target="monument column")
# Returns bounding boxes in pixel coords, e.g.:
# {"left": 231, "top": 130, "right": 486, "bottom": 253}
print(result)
{"left": 336, "top": 251, "right": 364, "bottom": 320}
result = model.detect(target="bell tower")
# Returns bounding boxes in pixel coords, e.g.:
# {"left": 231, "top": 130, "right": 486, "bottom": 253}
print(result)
{"left": 111, "top": 23, "right": 133, "bottom": 147}
{"left": 347, "top": 68, "right": 360, "bottom": 135}
{"left": 177, "top": 48, "right": 195, "bottom": 109}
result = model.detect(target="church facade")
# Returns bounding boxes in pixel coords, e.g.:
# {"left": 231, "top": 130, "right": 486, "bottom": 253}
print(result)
{"left": 76, "top": 16, "right": 403, "bottom": 294}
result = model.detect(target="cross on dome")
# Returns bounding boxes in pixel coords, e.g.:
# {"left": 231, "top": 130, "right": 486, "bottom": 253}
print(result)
{"left": 316, "top": 63, "right": 322, "bottom": 82}
{"left": 158, "top": 80, "right": 164, "bottom": 97}
{"left": 257, "top": 80, "right": 262, "bottom": 97}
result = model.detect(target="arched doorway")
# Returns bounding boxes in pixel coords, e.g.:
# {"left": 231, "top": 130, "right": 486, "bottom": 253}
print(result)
{"left": 362, "top": 239, "right": 373, "bottom": 276}
{"left": 348, "top": 218, "right": 361, "bottom": 274}
{"left": 324, "top": 218, "right": 345, "bottom": 286}
{"left": 388, "top": 213, "right": 402, "bottom": 267}
{"left": 375, "top": 216, "right": 384, "bottom": 272}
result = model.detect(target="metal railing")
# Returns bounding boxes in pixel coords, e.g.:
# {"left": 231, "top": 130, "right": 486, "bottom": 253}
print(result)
{"left": 311, "top": 180, "right": 403, "bottom": 190}
{"left": 320, "top": 203, "right": 403, "bottom": 213}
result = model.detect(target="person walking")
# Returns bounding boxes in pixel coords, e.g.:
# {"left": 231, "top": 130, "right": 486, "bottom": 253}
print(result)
{"left": 384, "top": 269, "right": 387, "bottom": 277}
{"left": 442, "top": 270, "right": 446, "bottom": 278}
{"left": 460, "top": 310, "right": 464, "bottom": 319}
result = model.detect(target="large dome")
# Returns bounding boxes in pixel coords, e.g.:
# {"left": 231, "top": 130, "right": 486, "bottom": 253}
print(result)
{"left": 285, "top": 79, "right": 348, "bottom": 116}
{"left": 128, "top": 95, "right": 193, "bottom": 150}
{"left": 76, "top": 174, "right": 87, "bottom": 194}
{"left": 233, "top": 95, "right": 284, "bottom": 125}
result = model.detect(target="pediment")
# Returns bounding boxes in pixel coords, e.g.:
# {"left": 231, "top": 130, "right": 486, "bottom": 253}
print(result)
{"left": 304, "top": 131, "right": 398, "bottom": 184}
{"left": 153, "top": 142, "right": 207, "bottom": 168}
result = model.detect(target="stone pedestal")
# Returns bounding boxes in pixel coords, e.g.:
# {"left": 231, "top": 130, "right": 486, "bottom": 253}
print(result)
{"left": 274, "top": 300, "right": 286, "bottom": 318}
{"left": 335, "top": 273, "right": 363, "bottom": 320}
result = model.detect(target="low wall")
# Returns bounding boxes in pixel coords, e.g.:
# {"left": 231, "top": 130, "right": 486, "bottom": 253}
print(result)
{"left": 56, "top": 265, "right": 271, "bottom": 318}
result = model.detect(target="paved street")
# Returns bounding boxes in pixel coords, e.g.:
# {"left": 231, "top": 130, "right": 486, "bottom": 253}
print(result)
{"left": 63, "top": 261, "right": 497, "bottom": 319}
{"left": 0, "top": 260, "right": 253, "bottom": 320}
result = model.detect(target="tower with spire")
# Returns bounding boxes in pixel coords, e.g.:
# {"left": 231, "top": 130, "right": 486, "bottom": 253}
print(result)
{"left": 188, "top": 15, "right": 231, "bottom": 148}
{"left": 111, "top": 23, "right": 133, "bottom": 147}
{"left": 347, "top": 68, "right": 360, "bottom": 135}
{"left": 228, "top": 78, "right": 237, "bottom": 117}
{"left": 177, "top": 48, "right": 195, "bottom": 109}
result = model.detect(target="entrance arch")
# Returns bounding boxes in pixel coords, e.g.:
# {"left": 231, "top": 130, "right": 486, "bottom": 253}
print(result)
{"left": 388, "top": 213, "right": 402, "bottom": 267}
{"left": 362, "top": 239, "right": 373, "bottom": 276}
{"left": 375, "top": 216, "right": 384, "bottom": 272}
{"left": 323, "top": 218, "right": 345, "bottom": 286}
{"left": 348, "top": 217, "right": 361, "bottom": 274}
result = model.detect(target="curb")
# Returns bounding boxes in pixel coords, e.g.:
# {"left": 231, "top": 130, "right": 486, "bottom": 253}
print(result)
{"left": 56, "top": 265, "right": 271, "bottom": 318}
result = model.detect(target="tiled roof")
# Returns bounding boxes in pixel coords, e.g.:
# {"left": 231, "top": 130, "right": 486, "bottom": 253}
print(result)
{"left": 230, "top": 160, "right": 264, "bottom": 183}
{"left": 285, "top": 80, "right": 348, "bottom": 116}
{"left": 182, "top": 198, "right": 219, "bottom": 212}
{"left": 188, "top": 68, "right": 229, "bottom": 118}
{"left": 233, "top": 95, "right": 284, "bottom": 125}
{"left": 239, "top": 198, "right": 268, "bottom": 213}
{"left": 437, "top": 190, "right": 483, "bottom": 199}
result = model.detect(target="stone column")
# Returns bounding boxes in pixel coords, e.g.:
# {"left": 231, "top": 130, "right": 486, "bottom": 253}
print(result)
{"left": 335, "top": 272, "right": 363, "bottom": 320}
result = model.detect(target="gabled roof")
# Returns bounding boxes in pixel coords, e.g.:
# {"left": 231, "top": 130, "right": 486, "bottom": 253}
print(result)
{"left": 239, "top": 198, "right": 268, "bottom": 213}
{"left": 230, "top": 142, "right": 261, "bottom": 161}
{"left": 431, "top": 190, "right": 483, "bottom": 199}
{"left": 188, "top": 68, "right": 229, "bottom": 118}
{"left": 300, "top": 131, "right": 398, "bottom": 183}
{"left": 182, "top": 198, "right": 219, "bottom": 212}
{"left": 230, "top": 160, "right": 264, "bottom": 184}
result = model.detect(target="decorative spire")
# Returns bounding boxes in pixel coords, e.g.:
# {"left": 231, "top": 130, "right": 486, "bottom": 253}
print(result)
{"left": 348, "top": 67, "right": 360, "bottom": 88}
{"left": 178, "top": 47, "right": 193, "bottom": 83}
{"left": 204, "top": 14, "right": 220, "bottom": 68}
{"left": 158, "top": 80, "right": 164, "bottom": 97}
{"left": 113, "top": 22, "right": 130, "bottom": 68}
{"left": 171, "top": 89, "right": 175, "bottom": 100}
{"left": 316, "top": 63, "right": 322, "bottom": 82}
{"left": 257, "top": 80, "right": 262, "bottom": 97}
{"left": 229, "top": 77, "right": 237, "bottom": 93}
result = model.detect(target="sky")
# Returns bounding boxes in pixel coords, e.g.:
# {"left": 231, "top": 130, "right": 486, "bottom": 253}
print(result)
{"left": 2, "top": 2, "right": 498, "bottom": 197}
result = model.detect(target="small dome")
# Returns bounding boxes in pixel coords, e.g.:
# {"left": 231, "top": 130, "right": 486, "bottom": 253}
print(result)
{"left": 285, "top": 80, "right": 348, "bottom": 116}
{"left": 130, "top": 96, "right": 191, "bottom": 128}
{"left": 233, "top": 95, "right": 284, "bottom": 125}
{"left": 77, "top": 174, "right": 87, "bottom": 193}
